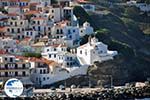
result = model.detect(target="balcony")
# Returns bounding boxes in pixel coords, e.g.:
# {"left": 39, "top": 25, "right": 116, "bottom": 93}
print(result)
{"left": 0, "top": 75, "right": 29, "bottom": 78}
{"left": 0, "top": 67, "right": 29, "bottom": 70}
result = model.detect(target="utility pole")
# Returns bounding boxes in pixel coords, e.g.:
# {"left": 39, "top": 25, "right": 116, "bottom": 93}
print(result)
{"left": 110, "top": 75, "right": 113, "bottom": 88}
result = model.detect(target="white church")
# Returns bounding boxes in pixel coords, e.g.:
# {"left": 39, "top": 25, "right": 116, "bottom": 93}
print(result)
{"left": 77, "top": 37, "right": 118, "bottom": 65}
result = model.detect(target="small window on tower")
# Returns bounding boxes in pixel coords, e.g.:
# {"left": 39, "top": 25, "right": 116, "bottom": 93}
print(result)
{"left": 80, "top": 50, "right": 82, "bottom": 54}
{"left": 52, "top": 10, "right": 54, "bottom": 13}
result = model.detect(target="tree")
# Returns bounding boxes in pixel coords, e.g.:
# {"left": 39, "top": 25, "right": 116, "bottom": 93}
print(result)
{"left": 0, "top": 8, "right": 8, "bottom": 14}
{"left": 51, "top": 0, "right": 57, "bottom": 4}
{"left": 145, "top": 0, "right": 150, "bottom": 4}
{"left": 23, "top": 52, "right": 42, "bottom": 58}
{"left": 73, "top": 6, "right": 92, "bottom": 25}
{"left": 124, "top": 7, "right": 139, "bottom": 18}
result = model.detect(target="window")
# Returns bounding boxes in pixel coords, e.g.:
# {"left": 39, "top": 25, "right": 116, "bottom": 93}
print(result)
{"left": 15, "top": 22, "right": 17, "bottom": 26}
{"left": 5, "top": 72, "right": 8, "bottom": 77}
{"left": 70, "top": 57, "right": 72, "bottom": 60}
{"left": 54, "top": 48, "right": 56, "bottom": 51}
{"left": 68, "top": 30, "right": 71, "bottom": 34}
{"left": 45, "top": 10, "right": 49, "bottom": 13}
{"left": 56, "top": 29, "right": 59, "bottom": 34}
{"left": 5, "top": 64, "right": 8, "bottom": 69}
{"left": 38, "top": 26, "right": 40, "bottom": 31}
{"left": 54, "top": 54, "right": 56, "bottom": 58}
{"left": 85, "top": 51, "right": 87, "bottom": 55}
{"left": 37, "top": 21, "right": 40, "bottom": 25}
{"left": 100, "top": 50, "right": 103, "bottom": 53}
{"left": 10, "top": 58, "right": 13, "bottom": 62}
{"left": 36, "top": 77, "right": 38, "bottom": 81}
{"left": 43, "top": 69, "right": 46, "bottom": 74}
{"left": 20, "top": 22, "right": 23, "bottom": 25}
{"left": 40, "top": 69, "right": 42, "bottom": 74}
{"left": 43, "top": 77, "right": 45, "bottom": 81}
{"left": 52, "top": 10, "right": 54, "bottom": 13}
{"left": 47, "top": 49, "right": 49, "bottom": 52}
{"left": 22, "top": 64, "right": 26, "bottom": 69}
{"left": 69, "top": 35, "right": 72, "bottom": 39}
{"left": 15, "top": 72, "right": 18, "bottom": 76}
{"left": 10, "top": 22, "right": 13, "bottom": 25}
{"left": 7, "top": 28, "right": 10, "bottom": 32}
{"left": 22, "top": 71, "right": 26, "bottom": 76}
{"left": 18, "top": 28, "right": 20, "bottom": 33}
{"left": 5, "top": 58, "right": 7, "bottom": 61}
{"left": 60, "top": 29, "right": 63, "bottom": 34}
{"left": 73, "top": 29, "right": 75, "bottom": 32}
{"left": 49, "top": 54, "right": 51, "bottom": 58}
{"left": 80, "top": 50, "right": 82, "bottom": 54}
{"left": 12, "top": 28, "right": 14, "bottom": 33}
{"left": 27, "top": 32, "right": 29, "bottom": 36}
{"left": 33, "top": 21, "right": 35, "bottom": 24}
{"left": 70, "top": 62, "right": 72, "bottom": 66}
{"left": 67, "top": 63, "right": 69, "bottom": 66}
{"left": 14, "top": 64, "right": 17, "bottom": 69}
{"left": 30, "top": 32, "right": 32, "bottom": 35}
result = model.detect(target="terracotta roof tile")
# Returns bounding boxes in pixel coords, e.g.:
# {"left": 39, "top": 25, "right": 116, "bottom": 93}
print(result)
{"left": 25, "top": 10, "right": 40, "bottom": 15}
{"left": 0, "top": 50, "right": 7, "bottom": 54}
{"left": 33, "top": 17, "right": 47, "bottom": 20}
{"left": 0, "top": 27, "right": 6, "bottom": 32}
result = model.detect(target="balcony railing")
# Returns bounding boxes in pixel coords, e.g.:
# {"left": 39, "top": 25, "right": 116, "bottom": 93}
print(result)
{"left": 0, "top": 67, "right": 29, "bottom": 70}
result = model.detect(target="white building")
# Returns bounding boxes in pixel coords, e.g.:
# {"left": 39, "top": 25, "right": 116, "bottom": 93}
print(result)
{"left": 51, "top": 22, "right": 80, "bottom": 48}
{"left": 136, "top": 3, "right": 150, "bottom": 12}
{"left": 79, "top": 22, "right": 94, "bottom": 37}
{"left": 77, "top": 37, "right": 118, "bottom": 65}
{"left": 30, "top": 58, "right": 88, "bottom": 87}
{"left": 0, "top": 55, "right": 32, "bottom": 86}
{"left": 30, "top": 0, "right": 51, "bottom": 6}
{"left": 7, "top": 17, "right": 28, "bottom": 35}
{"left": 41, "top": 44, "right": 67, "bottom": 63}
{"left": 30, "top": 17, "right": 52, "bottom": 36}
{"left": 7, "top": 6, "right": 21, "bottom": 14}
{"left": 24, "top": 29, "right": 39, "bottom": 39}
{"left": 44, "top": 5, "right": 63, "bottom": 23}
{"left": 0, "top": 37, "right": 17, "bottom": 49}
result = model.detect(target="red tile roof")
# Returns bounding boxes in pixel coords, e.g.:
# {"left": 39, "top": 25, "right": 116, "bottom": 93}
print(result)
{"left": 25, "top": 10, "right": 40, "bottom": 15}
{"left": 15, "top": 56, "right": 55, "bottom": 65}
{"left": 33, "top": 17, "right": 47, "bottom": 20}
{"left": 7, "top": 13, "right": 19, "bottom": 16}
{"left": 29, "top": 3, "right": 40, "bottom": 6}
{"left": 0, "top": 50, "right": 7, "bottom": 54}
{"left": 77, "top": 0, "right": 90, "bottom": 3}
{"left": 0, "top": 27, "right": 6, "bottom": 32}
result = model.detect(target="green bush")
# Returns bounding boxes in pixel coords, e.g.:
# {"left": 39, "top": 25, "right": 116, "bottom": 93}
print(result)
{"left": 0, "top": 8, "right": 8, "bottom": 14}
{"left": 51, "top": 0, "right": 57, "bottom": 4}
{"left": 23, "top": 52, "right": 42, "bottom": 58}
{"left": 73, "top": 6, "right": 92, "bottom": 25}
{"left": 108, "top": 39, "right": 135, "bottom": 57}
{"left": 95, "top": 28, "right": 110, "bottom": 41}
{"left": 124, "top": 7, "right": 140, "bottom": 19}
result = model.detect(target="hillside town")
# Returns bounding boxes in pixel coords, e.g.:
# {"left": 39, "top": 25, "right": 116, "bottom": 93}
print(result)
{"left": 0, "top": 0, "right": 118, "bottom": 93}
{"left": 0, "top": 0, "right": 150, "bottom": 99}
